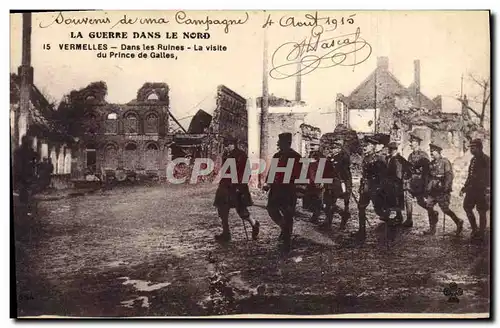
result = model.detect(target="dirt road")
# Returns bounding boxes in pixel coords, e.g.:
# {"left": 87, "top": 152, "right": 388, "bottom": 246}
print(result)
{"left": 14, "top": 183, "right": 490, "bottom": 317}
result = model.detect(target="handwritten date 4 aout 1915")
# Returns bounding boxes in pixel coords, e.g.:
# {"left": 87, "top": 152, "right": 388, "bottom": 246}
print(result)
{"left": 263, "top": 12, "right": 355, "bottom": 30}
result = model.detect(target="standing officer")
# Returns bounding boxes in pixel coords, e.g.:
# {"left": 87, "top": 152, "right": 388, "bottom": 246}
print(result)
{"left": 213, "top": 136, "right": 260, "bottom": 242}
{"left": 385, "top": 142, "right": 410, "bottom": 225}
{"left": 424, "top": 141, "right": 464, "bottom": 236}
{"left": 460, "top": 138, "right": 490, "bottom": 241}
{"left": 403, "top": 132, "right": 431, "bottom": 228}
{"left": 265, "top": 132, "right": 302, "bottom": 253}
{"left": 355, "top": 135, "right": 389, "bottom": 242}
{"left": 322, "top": 139, "right": 352, "bottom": 230}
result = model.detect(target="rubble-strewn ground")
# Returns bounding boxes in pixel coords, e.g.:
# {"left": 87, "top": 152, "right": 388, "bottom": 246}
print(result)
{"left": 14, "top": 183, "right": 490, "bottom": 317}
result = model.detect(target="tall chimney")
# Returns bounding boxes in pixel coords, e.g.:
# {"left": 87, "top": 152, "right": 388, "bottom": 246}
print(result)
{"left": 377, "top": 56, "right": 389, "bottom": 70}
{"left": 295, "top": 61, "right": 302, "bottom": 102}
{"left": 414, "top": 59, "right": 421, "bottom": 107}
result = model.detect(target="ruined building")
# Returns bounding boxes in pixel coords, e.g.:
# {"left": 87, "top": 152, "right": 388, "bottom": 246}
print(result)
{"left": 73, "top": 83, "right": 174, "bottom": 180}
{"left": 10, "top": 73, "right": 73, "bottom": 187}
{"left": 335, "top": 57, "right": 440, "bottom": 135}
{"left": 179, "top": 85, "right": 249, "bottom": 168}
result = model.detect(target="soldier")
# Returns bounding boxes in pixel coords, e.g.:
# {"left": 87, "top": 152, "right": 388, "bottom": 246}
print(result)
{"left": 213, "top": 136, "right": 260, "bottom": 242}
{"left": 13, "top": 135, "right": 40, "bottom": 216}
{"left": 385, "top": 142, "right": 411, "bottom": 225}
{"left": 355, "top": 135, "right": 389, "bottom": 242}
{"left": 403, "top": 132, "right": 431, "bottom": 227}
{"left": 307, "top": 150, "right": 324, "bottom": 224}
{"left": 264, "top": 132, "right": 302, "bottom": 253}
{"left": 460, "top": 138, "right": 490, "bottom": 241}
{"left": 424, "top": 141, "right": 464, "bottom": 236}
{"left": 322, "top": 139, "right": 352, "bottom": 230}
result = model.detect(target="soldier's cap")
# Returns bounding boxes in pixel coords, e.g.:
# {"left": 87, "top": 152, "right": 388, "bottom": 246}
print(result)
{"left": 223, "top": 136, "right": 237, "bottom": 146}
{"left": 429, "top": 142, "right": 443, "bottom": 152}
{"left": 278, "top": 132, "right": 293, "bottom": 143}
{"left": 376, "top": 133, "right": 391, "bottom": 146}
{"left": 309, "top": 150, "right": 322, "bottom": 158}
{"left": 409, "top": 132, "right": 423, "bottom": 142}
{"left": 363, "top": 135, "right": 379, "bottom": 145}
{"left": 469, "top": 138, "right": 483, "bottom": 148}
{"left": 387, "top": 142, "right": 399, "bottom": 150}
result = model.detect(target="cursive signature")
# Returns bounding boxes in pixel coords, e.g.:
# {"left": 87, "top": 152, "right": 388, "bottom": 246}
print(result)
{"left": 269, "top": 26, "right": 372, "bottom": 80}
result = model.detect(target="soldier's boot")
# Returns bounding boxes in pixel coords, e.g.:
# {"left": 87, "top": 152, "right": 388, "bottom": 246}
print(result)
{"left": 403, "top": 193, "right": 414, "bottom": 227}
{"left": 423, "top": 223, "right": 437, "bottom": 236}
{"left": 310, "top": 211, "right": 320, "bottom": 224}
{"left": 423, "top": 210, "right": 438, "bottom": 235}
{"left": 280, "top": 220, "right": 293, "bottom": 253}
{"left": 445, "top": 210, "right": 464, "bottom": 236}
{"left": 251, "top": 220, "right": 260, "bottom": 240}
{"left": 477, "top": 210, "right": 487, "bottom": 240}
{"left": 402, "top": 208, "right": 413, "bottom": 227}
{"left": 465, "top": 209, "right": 478, "bottom": 238}
{"left": 215, "top": 215, "right": 231, "bottom": 242}
{"left": 320, "top": 208, "right": 333, "bottom": 230}
{"left": 215, "top": 232, "right": 231, "bottom": 242}
{"left": 339, "top": 211, "right": 350, "bottom": 231}
{"left": 353, "top": 210, "right": 367, "bottom": 243}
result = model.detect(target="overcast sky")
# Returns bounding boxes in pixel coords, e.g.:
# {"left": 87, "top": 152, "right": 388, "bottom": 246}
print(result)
{"left": 10, "top": 10, "right": 490, "bottom": 132}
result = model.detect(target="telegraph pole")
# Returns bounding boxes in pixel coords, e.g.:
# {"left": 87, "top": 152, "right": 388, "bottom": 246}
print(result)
{"left": 259, "top": 27, "right": 269, "bottom": 188}
{"left": 460, "top": 73, "right": 464, "bottom": 98}
{"left": 18, "top": 12, "right": 33, "bottom": 146}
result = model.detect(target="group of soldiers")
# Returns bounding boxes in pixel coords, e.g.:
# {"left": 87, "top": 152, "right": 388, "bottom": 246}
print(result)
{"left": 213, "top": 130, "right": 490, "bottom": 253}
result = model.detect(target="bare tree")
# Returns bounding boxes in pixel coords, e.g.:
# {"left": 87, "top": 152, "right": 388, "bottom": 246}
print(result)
{"left": 458, "top": 73, "right": 490, "bottom": 127}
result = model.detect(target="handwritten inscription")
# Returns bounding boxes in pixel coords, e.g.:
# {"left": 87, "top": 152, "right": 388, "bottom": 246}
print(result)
{"left": 269, "top": 25, "right": 372, "bottom": 80}
{"left": 39, "top": 11, "right": 249, "bottom": 33}
{"left": 263, "top": 11, "right": 356, "bottom": 30}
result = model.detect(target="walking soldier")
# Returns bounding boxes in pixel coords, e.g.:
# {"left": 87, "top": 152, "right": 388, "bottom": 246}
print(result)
{"left": 307, "top": 150, "right": 324, "bottom": 224}
{"left": 460, "top": 138, "right": 490, "bottom": 241}
{"left": 403, "top": 132, "right": 431, "bottom": 227}
{"left": 264, "top": 132, "right": 302, "bottom": 253}
{"left": 322, "top": 139, "right": 352, "bottom": 230}
{"left": 424, "top": 141, "right": 464, "bottom": 236}
{"left": 355, "top": 135, "right": 389, "bottom": 242}
{"left": 213, "top": 136, "right": 260, "bottom": 242}
{"left": 385, "top": 142, "right": 411, "bottom": 225}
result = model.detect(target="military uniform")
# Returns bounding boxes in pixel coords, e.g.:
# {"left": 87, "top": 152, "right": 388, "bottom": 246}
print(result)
{"left": 357, "top": 135, "right": 389, "bottom": 240}
{"left": 404, "top": 132, "right": 431, "bottom": 227}
{"left": 424, "top": 142, "right": 463, "bottom": 235}
{"left": 462, "top": 139, "right": 490, "bottom": 239}
{"left": 323, "top": 147, "right": 352, "bottom": 229}
{"left": 384, "top": 142, "right": 411, "bottom": 223}
{"left": 213, "top": 139, "right": 259, "bottom": 241}
{"left": 266, "top": 133, "right": 302, "bottom": 252}
{"left": 306, "top": 151, "right": 324, "bottom": 223}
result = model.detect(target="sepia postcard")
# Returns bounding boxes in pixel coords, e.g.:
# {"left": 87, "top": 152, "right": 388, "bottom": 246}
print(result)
{"left": 10, "top": 10, "right": 491, "bottom": 319}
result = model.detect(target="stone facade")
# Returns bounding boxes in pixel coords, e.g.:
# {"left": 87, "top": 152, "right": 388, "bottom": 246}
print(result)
{"left": 207, "top": 85, "right": 248, "bottom": 161}
{"left": 300, "top": 123, "right": 321, "bottom": 156}
{"left": 73, "top": 83, "right": 171, "bottom": 179}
